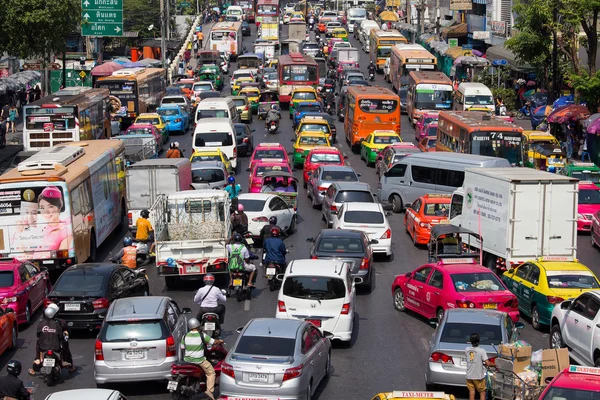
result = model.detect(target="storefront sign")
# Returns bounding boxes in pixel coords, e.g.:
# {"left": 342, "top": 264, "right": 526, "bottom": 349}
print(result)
{"left": 488, "top": 20, "right": 506, "bottom": 35}
{"left": 473, "top": 31, "right": 490, "bottom": 40}
{"left": 448, "top": 38, "right": 458, "bottom": 47}
{"left": 450, "top": 0, "right": 472, "bottom": 10}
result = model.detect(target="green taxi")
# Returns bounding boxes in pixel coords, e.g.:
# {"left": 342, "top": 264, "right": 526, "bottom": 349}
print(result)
{"left": 360, "top": 130, "right": 402, "bottom": 167}
{"left": 197, "top": 65, "right": 223, "bottom": 90}
{"left": 560, "top": 161, "right": 600, "bottom": 184}
{"left": 292, "top": 131, "right": 331, "bottom": 169}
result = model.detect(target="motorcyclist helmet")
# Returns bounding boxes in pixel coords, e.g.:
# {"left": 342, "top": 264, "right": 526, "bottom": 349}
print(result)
{"left": 6, "top": 360, "right": 22, "bottom": 376}
{"left": 271, "top": 104, "right": 278, "bottom": 110}
{"left": 204, "top": 274, "right": 215, "bottom": 285}
{"left": 44, "top": 304, "right": 59, "bottom": 319}
{"left": 140, "top": 209, "right": 150, "bottom": 218}
{"left": 270, "top": 227, "right": 281, "bottom": 237}
{"left": 123, "top": 236, "right": 133, "bottom": 247}
{"left": 233, "top": 232, "right": 243, "bottom": 243}
{"left": 269, "top": 216, "right": 277, "bottom": 225}
{"left": 227, "top": 176, "right": 236, "bottom": 184}
{"left": 238, "top": 203, "right": 244, "bottom": 212}
{"left": 188, "top": 318, "right": 201, "bottom": 330}
{"left": 369, "top": 61, "right": 374, "bottom": 65}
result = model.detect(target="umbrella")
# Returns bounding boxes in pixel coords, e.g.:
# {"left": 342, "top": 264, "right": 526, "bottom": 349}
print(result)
{"left": 379, "top": 10, "right": 399, "bottom": 22}
{"left": 138, "top": 58, "right": 162, "bottom": 67}
{"left": 121, "top": 61, "right": 145, "bottom": 68}
{"left": 523, "top": 89, "right": 546, "bottom": 99}
{"left": 553, "top": 95, "right": 574, "bottom": 109}
{"left": 533, "top": 105, "right": 552, "bottom": 116}
{"left": 547, "top": 104, "right": 590, "bottom": 124}
{"left": 472, "top": 49, "right": 483, "bottom": 57}
{"left": 587, "top": 118, "right": 600, "bottom": 134}
{"left": 112, "top": 57, "right": 131, "bottom": 65}
{"left": 583, "top": 113, "right": 600, "bottom": 128}
{"left": 526, "top": 80, "right": 536, "bottom": 86}
{"left": 91, "top": 61, "right": 124, "bottom": 77}
{"left": 460, "top": 56, "right": 489, "bottom": 66}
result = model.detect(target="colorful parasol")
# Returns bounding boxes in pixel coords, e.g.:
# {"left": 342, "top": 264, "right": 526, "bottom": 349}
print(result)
{"left": 533, "top": 105, "right": 552, "bottom": 116}
{"left": 91, "top": 61, "right": 124, "bottom": 77}
{"left": 547, "top": 104, "right": 590, "bottom": 124}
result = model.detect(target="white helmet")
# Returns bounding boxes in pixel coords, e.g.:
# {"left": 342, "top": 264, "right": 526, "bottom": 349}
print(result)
{"left": 188, "top": 318, "right": 201, "bottom": 330}
{"left": 44, "top": 303, "right": 59, "bottom": 319}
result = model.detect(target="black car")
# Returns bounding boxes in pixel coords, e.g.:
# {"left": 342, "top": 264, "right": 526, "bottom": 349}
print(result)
{"left": 46, "top": 263, "right": 150, "bottom": 330}
{"left": 234, "top": 123, "right": 254, "bottom": 156}
{"left": 198, "top": 91, "right": 221, "bottom": 101}
{"left": 166, "top": 86, "right": 184, "bottom": 96}
{"left": 241, "top": 21, "right": 251, "bottom": 36}
{"left": 307, "top": 229, "right": 374, "bottom": 291}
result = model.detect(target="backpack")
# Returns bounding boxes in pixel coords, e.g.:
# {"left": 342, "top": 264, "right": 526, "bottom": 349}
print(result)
{"left": 228, "top": 244, "right": 245, "bottom": 272}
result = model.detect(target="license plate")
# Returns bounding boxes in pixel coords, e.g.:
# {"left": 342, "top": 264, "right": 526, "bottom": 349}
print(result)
{"left": 247, "top": 372, "right": 268, "bottom": 383}
{"left": 43, "top": 358, "right": 55, "bottom": 367}
{"left": 266, "top": 268, "right": 276, "bottom": 276}
{"left": 306, "top": 319, "right": 321, "bottom": 327}
{"left": 167, "top": 380, "right": 178, "bottom": 390}
{"left": 460, "top": 357, "right": 467, "bottom": 366}
{"left": 64, "top": 303, "right": 80, "bottom": 311}
{"left": 233, "top": 279, "right": 243, "bottom": 287}
{"left": 125, "top": 350, "right": 144, "bottom": 360}
{"left": 483, "top": 303, "right": 497, "bottom": 309}
{"left": 204, "top": 322, "right": 216, "bottom": 331}
{"left": 42, "top": 260, "right": 54, "bottom": 264}
{"left": 186, "top": 265, "right": 200, "bottom": 273}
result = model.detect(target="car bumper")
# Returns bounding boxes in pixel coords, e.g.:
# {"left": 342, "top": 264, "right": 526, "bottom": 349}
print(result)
{"left": 371, "top": 239, "right": 392, "bottom": 256}
{"left": 62, "top": 315, "right": 106, "bottom": 330}
{"left": 312, "top": 190, "right": 325, "bottom": 205}
{"left": 94, "top": 357, "right": 176, "bottom": 384}
{"left": 578, "top": 218, "right": 592, "bottom": 231}
{"left": 166, "top": 122, "right": 184, "bottom": 132}
{"left": 220, "top": 374, "right": 307, "bottom": 400}
{"left": 426, "top": 362, "right": 467, "bottom": 387}
{"left": 413, "top": 227, "right": 432, "bottom": 245}
{"left": 354, "top": 269, "right": 371, "bottom": 286}
{"left": 367, "top": 151, "right": 378, "bottom": 164}
{"left": 241, "top": 111, "right": 252, "bottom": 121}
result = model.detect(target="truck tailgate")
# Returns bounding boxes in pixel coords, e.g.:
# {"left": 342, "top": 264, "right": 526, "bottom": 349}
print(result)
{"left": 156, "top": 239, "right": 228, "bottom": 276}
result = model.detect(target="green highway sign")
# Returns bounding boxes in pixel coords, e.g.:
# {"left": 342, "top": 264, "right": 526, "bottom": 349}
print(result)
{"left": 81, "top": 0, "right": 123, "bottom": 37}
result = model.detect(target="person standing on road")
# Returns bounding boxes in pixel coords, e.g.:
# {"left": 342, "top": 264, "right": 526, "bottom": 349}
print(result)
{"left": 198, "top": 31, "right": 204, "bottom": 48}
{"left": 0, "top": 103, "right": 9, "bottom": 121}
{"left": 8, "top": 104, "right": 18, "bottom": 134}
{"left": 465, "top": 333, "right": 492, "bottom": 400}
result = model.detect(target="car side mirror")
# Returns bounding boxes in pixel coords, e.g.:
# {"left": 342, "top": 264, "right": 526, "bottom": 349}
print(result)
{"left": 353, "top": 277, "right": 363, "bottom": 285}
{"left": 357, "top": 173, "right": 361, "bottom": 177}
{"left": 236, "top": 326, "right": 245, "bottom": 334}
{"left": 322, "top": 331, "right": 334, "bottom": 340}
{"left": 276, "top": 273, "right": 285, "bottom": 281}
{"left": 508, "top": 269, "right": 515, "bottom": 274}
{"left": 246, "top": 168, "right": 251, "bottom": 172}
{"left": 182, "top": 307, "right": 192, "bottom": 314}
{"left": 405, "top": 272, "right": 412, "bottom": 278}
{"left": 560, "top": 300, "right": 572, "bottom": 310}
{"left": 515, "top": 322, "right": 525, "bottom": 329}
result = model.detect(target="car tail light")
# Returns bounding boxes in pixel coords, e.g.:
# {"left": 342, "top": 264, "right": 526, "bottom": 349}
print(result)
{"left": 419, "top": 221, "right": 431, "bottom": 229}
{"left": 244, "top": 106, "right": 249, "bottom": 110}
{"left": 278, "top": 300, "right": 286, "bottom": 312}
{"left": 456, "top": 300, "right": 476, "bottom": 308}
{"left": 429, "top": 352, "right": 454, "bottom": 364}
{"left": 128, "top": 212, "right": 132, "bottom": 225}
{"left": 341, "top": 303, "right": 351, "bottom": 314}
{"left": 359, "top": 257, "right": 369, "bottom": 270}
{"left": 92, "top": 298, "right": 110, "bottom": 310}
{"left": 504, "top": 298, "right": 519, "bottom": 308}
{"left": 233, "top": 147, "right": 237, "bottom": 156}
{"left": 221, "top": 362, "right": 235, "bottom": 378}
{"left": 295, "top": 148, "right": 303, "bottom": 153}
{"left": 317, "top": 186, "right": 327, "bottom": 191}
{"left": 283, "top": 365, "right": 303, "bottom": 381}
{"left": 330, "top": 204, "right": 337, "bottom": 212}
{"left": 166, "top": 336, "right": 177, "bottom": 357}
{"left": 547, "top": 296, "right": 564, "bottom": 305}
{"left": 311, "top": 255, "right": 318, "bottom": 259}
{"left": 252, "top": 216, "right": 269, "bottom": 222}
{"left": 95, "top": 339, "right": 104, "bottom": 360}
{"left": 488, "top": 357, "right": 497, "bottom": 365}
{"left": 380, "top": 229, "right": 391, "bottom": 239}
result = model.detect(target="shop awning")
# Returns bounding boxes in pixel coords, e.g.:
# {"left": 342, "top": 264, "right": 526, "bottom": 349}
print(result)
{"left": 441, "top": 23, "right": 467, "bottom": 39}
{"left": 446, "top": 46, "right": 472, "bottom": 60}
{"left": 485, "top": 45, "right": 534, "bottom": 72}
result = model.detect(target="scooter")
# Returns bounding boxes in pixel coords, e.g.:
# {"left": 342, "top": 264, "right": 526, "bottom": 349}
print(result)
{"left": 267, "top": 120, "right": 278, "bottom": 133}
{"left": 41, "top": 349, "right": 63, "bottom": 387}
{"left": 498, "top": 104, "right": 507, "bottom": 116}
{"left": 369, "top": 72, "right": 375, "bottom": 81}
{"left": 228, "top": 270, "right": 252, "bottom": 302}
{"left": 200, "top": 311, "right": 222, "bottom": 339}
{"left": 325, "top": 102, "right": 334, "bottom": 115}
{"left": 516, "top": 103, "right": 531, "bottom": 120}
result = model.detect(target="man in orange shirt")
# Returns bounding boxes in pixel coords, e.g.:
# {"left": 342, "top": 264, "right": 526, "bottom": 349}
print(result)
{"left": 110, "top": 237, "right": 138, "bottom": 269}
{"left": 197, "top": 31, "right": 204, "bottom": 48}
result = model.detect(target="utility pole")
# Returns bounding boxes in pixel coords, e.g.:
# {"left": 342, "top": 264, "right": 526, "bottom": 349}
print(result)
{"left": 166, "top": 0, "right": 171, "bottom": 40}
{"left": 435, "top": 0, "right": 440, "bottom": 34}
{"left": 550, "top": 2, "right": 559, "bottom": 102}
{"left": 161, "top": 0, "right": 167, "bottom": 68}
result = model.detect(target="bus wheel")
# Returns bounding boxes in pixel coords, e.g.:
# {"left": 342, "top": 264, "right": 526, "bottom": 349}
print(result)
{"left": 88, "top": 234, "right": 97, "bottom": 262}
{"left": 117, "top": 201, "right": 127, "bottom": 232}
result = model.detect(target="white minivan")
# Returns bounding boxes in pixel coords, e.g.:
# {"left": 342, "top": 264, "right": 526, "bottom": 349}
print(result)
{"left": 454, "top": 82, "right": 495, "bottom": 113}
{"left": 192, "top": 118, "right": 239, "bottom": 171}
{"left": 225, "top": 5, "right": 244, "bottom": 20}
{"left": 195, "top": 98, "right": 239, "bottom": 124}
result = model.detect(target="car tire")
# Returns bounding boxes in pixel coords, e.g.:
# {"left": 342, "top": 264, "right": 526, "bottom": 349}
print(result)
{"left": 306, "top": 381, "right": 312, "bottom": 400}
{"left": 24, "top": 303, "right": 31, "bottom": 325}
{"left": 393, "top": 288, "right": 406, "bottom": 311}
{"left": 325, "top": 352, "right": 332, "bottom": 378}
{"left": 531, "top": 305, "right": 541, "bottom": 330}
{"left": 391, "top": 195, "right": 403, "bottom": 213}
{"left": 9, "top": 325, "right": 17, "bottom": 350}
{"left": 436, "top": 308, "right": 444, "bottom": 322}
{"left": 550, "top": 324, "right": 564, "bottom": 349}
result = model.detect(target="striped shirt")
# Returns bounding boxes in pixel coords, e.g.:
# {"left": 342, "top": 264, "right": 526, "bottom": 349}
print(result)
{"left": 181, "top": 330, "right": 214, "bottom": 363}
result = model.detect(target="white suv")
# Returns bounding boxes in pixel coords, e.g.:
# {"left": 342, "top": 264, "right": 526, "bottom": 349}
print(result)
{"left": 550, "top": 291, "right": 600, "bottom": 366}
{"left": 275, "top": 259, "right": 361, "bottom": 342}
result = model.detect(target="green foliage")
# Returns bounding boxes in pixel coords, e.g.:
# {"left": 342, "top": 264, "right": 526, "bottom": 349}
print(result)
{"left": 123, "top": 0, "right": 161, "bottom": 39}
{"left": 0, "top": 0, "right": 80, "bottom": 59}
{"left": 491, "top": 88, "right": 517, "bottom": 112}
{"left": 569, "top": 70, "right": 600, "bottom": 112}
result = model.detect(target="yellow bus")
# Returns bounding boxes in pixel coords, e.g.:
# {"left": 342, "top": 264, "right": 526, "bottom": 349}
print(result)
{"left": 369, "top": 29, "right": 407, "bottom": 72}
{"left": 0, "top": 140, "right": 127, "bottom": 269}
{"left": 389, "top": 44, "right": 437, "bottom": 92}
{"left": 95, "top": 67, "right": 166, "bottom": 126}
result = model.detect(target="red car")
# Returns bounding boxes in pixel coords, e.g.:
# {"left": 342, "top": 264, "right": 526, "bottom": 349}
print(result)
{"left": 302, "top": 147, "right": 346, "bottom": 187}
{"left": 0, "top": 258, "right": 51, "bottom": 325}
{"left": 391, "top": 258, "right": 520, "bottom": 322}
{"left": 249, "top": 143, "right": 290, "bottom": 171}
{"left": 539, "top": 365, "right": 600, "bottom": 399}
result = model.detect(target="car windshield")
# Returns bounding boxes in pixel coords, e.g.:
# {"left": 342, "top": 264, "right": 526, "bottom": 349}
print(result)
{"left": 299, "top": 124, "right": 330, "bottom": 134}
{"left": 377, "top": 47, "right": 392, "bottom": 58}
{"left": 546, "top": 271, "right": 600, "bottom": 289}
{"left": 317, "top": 236, "right": 364, "bottom": 253}
{"left": 320, "top": 170, "right": 358, "bottom": 181}
{"left": 571, "top": 171, "right": 600, "bottom": 184}
{"left": 192, "top": 168, "right": 225, "bottom": 183}
{"left": 197, "top": 110, "right": 229, "bottom": 119}
{"left": 237, "top": 199, "right": 265, "bottom": 212}
{"left": 238, "top": 58, "right": 261, "bottom": 69}
{"left": 334, "top": 190, "right": 373, "bottom": 203}
{"left": 236, "top": 336, "right": 296, "bottom": 357}
{"left": 255, "top": 165, "right": 291, "bottom": 176}
{"left": 53, "top": 271, "right": 107, "bottom": 296}
{"left": 299, "top": 136, "right": 328, "bottom": 145}
{"left": 451, "top": 272, "right": 505, "bottom": 292}
{"left": 298, "top": 105, "right": 322, "bottom": 113}
{"left": 157, "top": 109, "right": 180, "bottom": 116}
{"left": 191, "top": 154, "right": 220, "bottom": 162}
{"left": 423, "top": 201, "right": 449, "bottom": 216}
{"left": 232, "top": 99, "right": 246, "bottom": 107}
{"left": 465, "top": 95, "right": 494, "bottom": 106}
{"left": 373, "top": 135, "right": 399, "bottom": 145}
{"left": 101, "top": 321, "right": 167, "bottom": 342}
{"left": 344, "top": 210, "right": 383, "bottom": 224}
{"left": 255, "top": 149, "right": 285, "bottom": 159}
{"left": 0, "top": 271, "right": 14, "bottom": 288}
{"left": 578, "top": 189, "right": 600, "bottom": 204}
{"left": 540, "top": 387, "right": 600, "bottom": 400}
{"left": 293, "top": 92, "right": 317, "bottom": 101}
{"left": 194, "top": 133, "right": 232, "bottom": 147}
{"left": 283, "top": 276, "right": 346, "bottom": 300}
{"left": 310, "top": 153, "right": 341, "bottom": 163}
{"left": 138, "top": 118, "right": 160, "bottom": 125}
{"left": 440, "top": 322, "right": 502, "bottom": 345}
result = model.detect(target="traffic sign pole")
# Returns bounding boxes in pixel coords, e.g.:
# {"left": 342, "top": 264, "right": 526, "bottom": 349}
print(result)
{"left": 81, "top": 0, "right": 124, "bottom": 37}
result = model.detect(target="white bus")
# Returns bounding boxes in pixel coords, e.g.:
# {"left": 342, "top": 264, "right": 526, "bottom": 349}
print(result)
{"left": 209, "top": 21, "right": 243, "bottom": 60}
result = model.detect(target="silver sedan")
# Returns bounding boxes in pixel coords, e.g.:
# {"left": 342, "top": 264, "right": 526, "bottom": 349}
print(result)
{"left": 220, "top": 318, "right": 332, "bottom": 400}
{"left": 306, "top": 165, "right": 360, "bottom": 209}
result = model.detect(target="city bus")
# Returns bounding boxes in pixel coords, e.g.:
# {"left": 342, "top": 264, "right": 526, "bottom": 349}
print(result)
{"left": 208, "top": 21, "right": 243, "bottom": 59}
{"left": 389, "top": 44, "right": 437, "bottom": 92}
{"left": 369, "top": 29, "right": 407, "bottom": 72}
{"left": 278, "top": 53, "right": 319, "bottom": 104}
{"left": 0, "top": 140, "right": 127, "bottom": 270}
{"left": 95, "top": 67, "right": 165, "bottom": 127}
{"left": 406, "top": 71, "right": 453, "bottom": 125}
{"left": 436, "top": 111, "right": 524, "bottom": 166}
{"left": 344, "top": 86, "right": 401, "bottom": 152}
{"left": 22, "top": 87, "right": 111, "bottom": 151}
{"left": 255, "top": 0, "right": 280, "bottom": 26}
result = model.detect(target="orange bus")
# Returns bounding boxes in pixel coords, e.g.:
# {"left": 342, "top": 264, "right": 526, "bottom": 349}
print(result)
{"left": 389, "top": 44, "right": 437, "bottom": 92}
{"left": 255, "top": 0, "right": 279, "bottom": 26}
{"left": 406, "top": 71, "right": 453, "bottom": 125}
{"left": 278, "top": 53, "right": 319, "bottom": 103}
{"left": 436, "top": 111, "right": 524, "bottom": 166}
{"left": 344, "top": 86, "right": 401, "bottom": 152}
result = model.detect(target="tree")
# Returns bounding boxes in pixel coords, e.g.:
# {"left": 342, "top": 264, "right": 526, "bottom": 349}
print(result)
{"left": 123, "top": 0, "right": 162, "bottom": 39}
{"left": 0, "top": 0, "right": 80, "bottom": 59}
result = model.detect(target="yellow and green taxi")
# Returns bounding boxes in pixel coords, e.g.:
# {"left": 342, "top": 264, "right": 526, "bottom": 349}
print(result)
{"left": 331, "top": 27, "right": 349, "bottom": 41}
{"left": 292, "top": 131, "right": 331, "bottom": 168}
{"left": 372, "top": 391, "right": 456, "bottom": 400}
{"left": 239, "top": 86, "right": 261, "bottom": 113}
{"left": 190, "top": 148, "right": 234, "bottom": 174}
{"left": 267, "top": 59, "right": 278, "bottom": 69}
{"left": 295, "top": 116, "right": 332, "bottom": 141}
{"left": 231, "top": 76, "right": 255, "bottom": 95}
{"left": 360, "top": 130, "right": 402, "bottom": 166}
{"left": 229, "top": 96, "right": 252, "bottom": 123}
{"left": 289, "top": 86, "right": 319, "bottom": 118}
{"left": 134, "top": 113, "right": 169, "bottom": 144}
{"left": 501, "top": 256, "right": 600, "bottom": 330}
{"left": 522, "top": 130, "right": 566, "bottom": 171}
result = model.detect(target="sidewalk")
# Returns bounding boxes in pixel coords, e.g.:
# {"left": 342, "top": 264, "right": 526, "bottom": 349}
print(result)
{"left": 0, "top": 122, "right": 24, "bottom": 173}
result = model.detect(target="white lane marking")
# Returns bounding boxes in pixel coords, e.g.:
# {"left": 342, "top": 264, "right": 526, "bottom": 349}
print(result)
{"left": 421, "top": 338, "right": 429, "bottom": 350}
{"left": 244, "top": 299, "right": 251, "bottom": 310}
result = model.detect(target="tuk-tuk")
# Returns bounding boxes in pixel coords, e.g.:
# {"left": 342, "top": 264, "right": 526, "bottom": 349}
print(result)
{"left": 281, "top": 39, "right": 302, "bottom": 55}
{"left": 112, "top": 134, "right": 159, "bottom": 166}
{"left": 261, "top": 171, "right": 299, "bottom": 211}
{"left": 258, "top": 90, "right": 280, "bottom": 119}
{"left": 522, "top": 130, "right": 566, "bottom": 172}
{"left": 196, "top": 50, "right": 221, "bottom": 66}
{"left": 196, "top": 64, "right": 223, "bottom": 90}
{"left": 427, "top": 224, "right": 482, "bottom": 264}
{"left": 254, "top": 40, "right": 280, "bottom": 63}
{"left": 267, "top": 59, "right": 279, "bottom": 69}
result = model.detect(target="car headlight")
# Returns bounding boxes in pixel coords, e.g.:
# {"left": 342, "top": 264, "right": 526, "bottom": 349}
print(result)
{"left": 578, "top": 213, "right": 585, "bottom": 220}
{"left": 2, "top": 297, "right": 17, "bottom": 304}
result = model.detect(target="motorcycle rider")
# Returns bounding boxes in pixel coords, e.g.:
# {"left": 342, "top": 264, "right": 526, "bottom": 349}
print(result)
{"left": 230, "top": 203, "right": 248, "bottom": 234}
{"left": 259, "top": 216, "right": 281, "bottom": 242}
{"left": 43, "top": 303, "right": 76, "bottom": 373}
{"left": 29, "top": 304, "right": 70, "bottom": 375}
{"left": 224, "top": 176, "right": 241, "bottom": 200}
{"left": 265, "top": 104, "right": 281, "bottom": 130}
{"left": 263, "top": 227, "right": 287, "bottom": 268}
{"left": 0, "top": 361, "right": 30, "bottom": 400}
{"left": 324, "top": 88, "right": 335, "bottom": 111}
{"left": 109, "top": 236, "right": 138, "bottom": 269}
{"left": 309, "top": 15, "right": 315, "bottom": 30}
{"left": 368, "top": 61, "right": 376, "bottom": 78}
{"left": 136, "top": 209, "right": 156, "bottom": 256}
{"left": 194, "top": 274, "right": 227, "bottom": 326}
{"left": 181, "top": 318, "right": 224, "bottom": 400}
{"left": 226, "top": 233, "right": 256, "bottom": 288}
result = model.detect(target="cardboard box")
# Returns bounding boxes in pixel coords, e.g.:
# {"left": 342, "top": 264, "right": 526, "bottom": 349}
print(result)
{"left": 498, "top": 344, "right": 532, "bottom": 373}
{"left": 540, "top": 348, "right": 570, "bottom": 384}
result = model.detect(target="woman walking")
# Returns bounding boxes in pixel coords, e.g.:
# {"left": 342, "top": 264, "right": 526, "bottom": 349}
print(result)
{"left": 8, "top": 104, "right": 18, "bottom": 134}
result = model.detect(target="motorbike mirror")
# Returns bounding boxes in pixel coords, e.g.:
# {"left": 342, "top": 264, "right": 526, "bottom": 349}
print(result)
{"left": 357, "top": 173, "right": 362, "bottom": 177}
{"left": 429, "top": 318, "right": 439, "bottom": 327}
{"left": 246, "top": 168, "right": 251, "bottom": 172}
{"left": 353, "top": 277, "right": 363, "bottom": 285}
{"left": 136, "top": 268, "right": 146, "bottom": 275}
{"left": 221, "top": 289, "right": 227, "bottom": 295}
{"left": 306, "top": 237, "right": 315, "bottom": 242}
{"left": 182, "top": 307, "right": 193, "bottom": 314}
{"left": 343, "top": 155, "right": 348, "bottom": 159}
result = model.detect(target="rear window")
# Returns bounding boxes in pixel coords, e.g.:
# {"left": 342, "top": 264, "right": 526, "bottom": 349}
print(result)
{"left": 53, "top": 271, "right": 107, "bottom": 296}
{"left": 157, "top": 109, "right": 180, "bottom": 116}
{"left": 162, "top": 97, "right": 185, "bottom": 104}
{"left": 255, "top": 149, "right": 285, "bottom": 159}
{"left": 310, "top": 153, "right": 341, "bottom": 163}
{"left": 194, "top": 132, "right": 233, "bottom": 147}
{"left": 197, "top": 109, "right": 229, "bottom": 119}
{"left": 299, "top": 136, "right": 328, "bottom": 145}
{"left": 546, "top": 271, "right": 600, "bottom": 289}
{"left": 283, "top": 276, "right": 346, "bottom": 300}
{"left": 100, "top": 320, "right": 168, "bottom": 342}
{"left": 194, "top": 83, "right": 212, "bottom": 90}
{"left": 373, "top": 135, "right": 400, "bottom": 145}
{"left": 299, "top": 124, "right": 330, "bottom": 134}
{"left": 232, "top": 99, "right": 246, "bottom": 107}
{"left": 440, "top": 322, "right": 502, "bottom": 345}
{"left": 127, "top": 127, "right": 154, "bottom": 135}
{"left": 236, "top": 336, "right": 296, "bottom": 357}
{"left": 344, "top": 210, "right": 383, "bottom": 224}
{"left": 450, "top": 272, "right": 505, "bottom": 292}
{"left": 237, "top": 199, "right": 265, "bottom": 212}
{"left": 317, "top": 236, "right": 364, "bottom": 253}
{"left": 192, "top": 168, "right": 225, "bottom": 183}
{"left": 255, "top": 165, "right": 291, "bottom": 176}
{"left": 0, "top": 271, "right": 14, "bottom": 288}
{"left": 292, "top": 92, "right": 317, "bottom": 101}
{"left": 298, "top": 105, "right": 322, "bottom": 113}
{"left": 423, "top": 201, "right": 450, "bottom": 216}
{"left": 320, "top": 170, "right": 358, "bottom": 181}
{"left": 334, "top": 190, "right": 373, "bottom": 203}
{"left": 190, "top": 154, "right": 220, "bottom": 162}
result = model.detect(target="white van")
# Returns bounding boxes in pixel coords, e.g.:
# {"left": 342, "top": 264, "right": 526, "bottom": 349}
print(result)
{"left": 225, "top": 5, "right": 244, "bottom": 20}
{"left": 347, "top": 8, "right": 367, "bottom": 33}
{"left": 377, "top": 152, "right": 510, "bottom": 213}
{"left": 195, "top": 98, "right": 239, "bottom": 124}
{"left": 192, "top": 118, "right": 239, "bottom": 171}
{"left": 454, "top": 82, "right": 495, "bottom": 113}
{"left": 359, "top": 20, "right": 379, "bottom": 45}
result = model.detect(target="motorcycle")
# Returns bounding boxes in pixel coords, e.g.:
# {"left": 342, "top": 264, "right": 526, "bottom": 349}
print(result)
{"left": 498, "top": 104, "right": 507, "bottom": 116}
{"left": 228, "top": 270, "right": 252, "bottom": 302}
{"left": 168, "top": 343, "right": 228, "bottom": 400}
{"left": 369, "top": 72, "right": 375, "bottom": 81}
{"left": 220, "top": 53, "right": 230, "bottom": 75}
{"left": 41, "top": 349, "right": 63, "bottom": 387}
{"left": 516, "top": 103, "right": 531, "bottom": 120}
{"left": 325, "top": 102, "right": 334, "bottom": 115}
{"left": 267, "top": 120, "right": 278, "bottom": 133}
{"left": 200, "top": 312, "right": 222, "bottom": 339}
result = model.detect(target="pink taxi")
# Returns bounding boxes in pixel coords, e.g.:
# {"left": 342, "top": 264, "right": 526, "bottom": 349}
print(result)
{"left": 540, "top": 365, "right": 600, "bottom": 399}
{"left": 336, "top": 61, "right": 359, "bottom": 73}
{"left": 391, "top": 258, "right": 520, "bottom": 323}
{"left": 577, "top": 182, "right": 600, "bottom": 232}
{"left": 248, "top": 143, "right": 289, "bottom": 171}
{"left": 415, "top": 112, "right": 439, "bottom": 141}
{"left": 248, "top": 159, "right": 292, "bottom": 192}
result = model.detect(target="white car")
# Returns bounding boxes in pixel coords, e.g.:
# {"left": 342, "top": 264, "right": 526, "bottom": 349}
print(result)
{"left": 160, "top": 95, "right": 190, "bottom": 114}
{"left": 283, "top": 11, "right": 293, "bottom": 24}
{"left": 229, "top": 70, "right": 254, "bottom": 88}
{"left": 45, "top": 389, "right": 126, "bottom": 400}
{"left": 331, "top": 202, "right": 393, "bottom": 257}
{"left": 275, "top": 259, "right": 361, "bottom": 342}
{"left": 192, "top": 81, "right": 215, "bottom": 97}
{"left": 237, "top": 193, "right": 297, "bottom": 237}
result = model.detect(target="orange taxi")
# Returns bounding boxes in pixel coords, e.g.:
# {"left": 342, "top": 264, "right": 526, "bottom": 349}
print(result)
{"left": 248, "top": 159, "right": 292, "bottom": 193}
{"left": 248, "top": 143, "right": 290, "bottom": 171}
{"left": 417, "top": 134, "right": 437, "bottom": 152}
{"left": 318, "top": 17, "right": 335, "bottom": 33}
{"left": 302, "top": 147, "right": 346, "bottom": 187}
{"left": 403, "top": 194, "right": 451, "bottom": 245}
{"left": 175, "top": 78, "right": 195, "bottom": 99}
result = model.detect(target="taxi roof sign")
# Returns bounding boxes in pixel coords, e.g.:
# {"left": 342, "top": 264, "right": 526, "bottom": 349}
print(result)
{"left": 572, "top": 162, "right": 596, "bottom": 167}
{"left": 391, "top": 391, "right": 447, "bottom": 398}
{"left": 568, "top": 365, "right": 600, "bottom": 375}
{"left": 538, "top": 256, "right": 575, "bottom": 262}
{"left": 258, "top": 143, "right": 283, "bottom": 147}
{"left": 439, "top": 257, "right": 476, "bottom": 265}
{"left": 257, "top": 158, "right": 285, "bottom": 163}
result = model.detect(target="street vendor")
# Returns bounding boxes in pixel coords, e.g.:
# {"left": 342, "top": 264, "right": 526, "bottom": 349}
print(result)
{"left": 466, "top": 333, "right": 493, "bottom": 400}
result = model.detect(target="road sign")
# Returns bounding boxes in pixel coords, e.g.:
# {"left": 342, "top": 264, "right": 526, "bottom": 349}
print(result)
{"left": 461, "top": 44, "right": 473, "bottom": 50}
{"left": 23, "top": 63, "right": 42, "bottom": 71}
{"left": 79, "top": 71, "right": 87, "bottom": 79}
{"left": 49, "top": 63, "right": 62, "bottom": 70}
{"left": 492, "top": 59, "right": 508, "bottom": 66}
{"left": 81, "top": 0, "right": 123, "bottom": 37}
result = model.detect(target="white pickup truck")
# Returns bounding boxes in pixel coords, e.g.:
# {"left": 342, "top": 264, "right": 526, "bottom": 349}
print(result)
{"left": 152, "top": 190, "right": 231, "bottom": 288}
